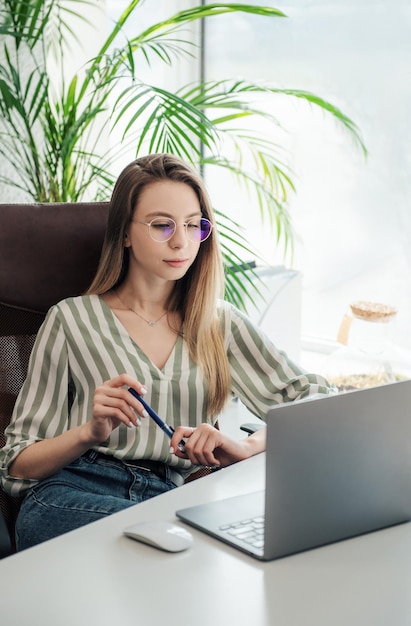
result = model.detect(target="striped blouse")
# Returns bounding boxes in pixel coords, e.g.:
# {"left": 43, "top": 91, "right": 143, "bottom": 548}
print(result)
{"left": 0, "top": 295, "right": 333, "bottom": 496}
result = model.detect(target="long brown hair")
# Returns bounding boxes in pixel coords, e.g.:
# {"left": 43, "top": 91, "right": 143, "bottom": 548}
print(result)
{"left": 87, "top": 154, "right": 231, "bottom": 416}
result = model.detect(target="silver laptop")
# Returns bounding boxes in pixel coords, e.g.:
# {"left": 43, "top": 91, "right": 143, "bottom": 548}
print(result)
{"left": 176, "top": 380, "right": 411, "bottom": 560}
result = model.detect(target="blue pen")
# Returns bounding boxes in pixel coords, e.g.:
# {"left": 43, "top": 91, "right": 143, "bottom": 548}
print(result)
{"left": 128, "top": 387, "right": 185, "bottom": 452}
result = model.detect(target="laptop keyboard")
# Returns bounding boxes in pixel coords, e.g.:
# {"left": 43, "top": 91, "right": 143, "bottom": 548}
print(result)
{"left": 219, "top": 515, "right": 265, "bottom": 549}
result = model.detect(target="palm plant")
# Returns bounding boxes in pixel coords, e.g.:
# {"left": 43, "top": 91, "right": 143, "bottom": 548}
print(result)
{"left": 0, "top": 0, "right": 365, "bottom": 307}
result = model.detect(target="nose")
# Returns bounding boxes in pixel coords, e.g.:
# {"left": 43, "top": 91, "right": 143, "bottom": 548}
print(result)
{"left": 169, "top": 223, "right": 189, "bottom": 248}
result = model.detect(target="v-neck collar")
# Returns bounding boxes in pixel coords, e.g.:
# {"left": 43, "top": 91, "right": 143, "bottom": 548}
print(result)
{"left": 96, "top": 294, "right": 183, "bottom": 375}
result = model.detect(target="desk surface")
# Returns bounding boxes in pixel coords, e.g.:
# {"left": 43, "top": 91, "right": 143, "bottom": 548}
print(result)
{"left": 2, "top": 453, "right": 411, "bottom": 626}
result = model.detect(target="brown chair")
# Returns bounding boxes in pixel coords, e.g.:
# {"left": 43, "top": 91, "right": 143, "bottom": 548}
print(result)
{"left": 0, "top": 200, "right": 265, "bottom": 557}
{"left": 0, "top": 201, "right": 109, "bottom": 555}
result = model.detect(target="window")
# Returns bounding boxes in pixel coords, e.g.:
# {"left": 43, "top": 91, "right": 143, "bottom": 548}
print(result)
{"left": 105, "top": 1, "right": 411, "bottom": 354}
{"left": 203, "top": 0, "right": 411, "bottom": 352}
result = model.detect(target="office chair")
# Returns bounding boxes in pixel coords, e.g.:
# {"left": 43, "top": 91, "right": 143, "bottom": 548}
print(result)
{"left": 0, "top": 201, "right": 263, "bottom": 556}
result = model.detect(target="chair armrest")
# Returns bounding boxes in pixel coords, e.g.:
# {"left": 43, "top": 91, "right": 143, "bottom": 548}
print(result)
{"left": 240, "top": 422, "right": 267, "bottom": 436}
{"left": 0, "top": 507, "right": 12, "bottom": 559}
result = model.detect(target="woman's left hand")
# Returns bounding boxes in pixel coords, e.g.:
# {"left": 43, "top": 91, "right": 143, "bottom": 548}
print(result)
{"left": 169, "top": 423, "right": 266, "bottom": 468}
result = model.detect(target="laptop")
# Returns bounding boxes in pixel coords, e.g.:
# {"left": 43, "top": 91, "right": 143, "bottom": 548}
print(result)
{"left": 176, "top": 380, "right": 411, "bottom": 560}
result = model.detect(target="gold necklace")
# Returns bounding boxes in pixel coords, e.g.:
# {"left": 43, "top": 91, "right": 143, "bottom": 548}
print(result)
{"left": 114, "top": 290, "right": 167, "bottom": 327}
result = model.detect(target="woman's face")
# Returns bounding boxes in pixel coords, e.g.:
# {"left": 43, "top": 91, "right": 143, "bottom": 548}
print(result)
{"left": 125, "top": 180, "right": 203, "bottom": 283}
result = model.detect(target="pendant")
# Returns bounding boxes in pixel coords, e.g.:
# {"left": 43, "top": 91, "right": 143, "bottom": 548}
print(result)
{"left": 148, "top": 321, "right": 155, "bottom": 326}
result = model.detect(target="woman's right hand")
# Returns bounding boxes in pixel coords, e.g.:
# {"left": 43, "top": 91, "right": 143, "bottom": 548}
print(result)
{"left": 86, "top": 373, "right": 149, "bottom": 444}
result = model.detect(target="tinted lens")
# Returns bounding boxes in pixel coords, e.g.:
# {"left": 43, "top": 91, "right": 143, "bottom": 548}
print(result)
{"left": 149, "top": 218, "right": 176, "bottom": 241}
{"left": 186, "top": 218, "right": 213, "bottom": 242}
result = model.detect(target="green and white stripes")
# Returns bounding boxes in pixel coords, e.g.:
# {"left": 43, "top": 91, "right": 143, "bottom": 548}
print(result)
{"left": 1, "top": 295, "right": 332, "bottom": 496}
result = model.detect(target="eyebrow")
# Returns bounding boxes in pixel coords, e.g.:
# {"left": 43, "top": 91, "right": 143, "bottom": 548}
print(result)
{"left": 143, "top": 210, "right": 203, "bottom": 219}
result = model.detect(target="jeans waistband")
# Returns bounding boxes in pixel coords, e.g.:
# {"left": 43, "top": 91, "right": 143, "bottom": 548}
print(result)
{"left": 83, "top": 450, "right": 184, "bottom": 486}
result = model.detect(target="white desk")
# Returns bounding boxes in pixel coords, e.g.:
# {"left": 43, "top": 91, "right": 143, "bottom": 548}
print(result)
{"left": 2, "top": 453, "right": 411, "bottom": 626}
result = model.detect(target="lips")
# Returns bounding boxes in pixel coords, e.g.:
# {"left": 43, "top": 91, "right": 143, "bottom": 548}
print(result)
{"left": 164, "top": 259, "right": 188, "bottom": 268}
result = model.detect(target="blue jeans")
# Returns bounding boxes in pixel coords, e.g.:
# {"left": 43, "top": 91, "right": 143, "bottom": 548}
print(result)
{"left": 15, "top": 450, "right": 177, "bottom": 551}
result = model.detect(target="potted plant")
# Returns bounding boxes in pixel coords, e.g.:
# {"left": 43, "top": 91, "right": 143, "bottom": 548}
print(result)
{"left": 0, "top": 0, "right": 365, "bottom": 307}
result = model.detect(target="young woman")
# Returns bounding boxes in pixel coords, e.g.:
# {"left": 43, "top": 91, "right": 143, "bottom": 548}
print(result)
{"left": 0, "top": 154, "right": 334, "bottom": 550}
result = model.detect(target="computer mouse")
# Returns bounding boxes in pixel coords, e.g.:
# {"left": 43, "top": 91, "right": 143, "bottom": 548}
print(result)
{"left": 123, "top": 520, "right": 193, "bottom": 553}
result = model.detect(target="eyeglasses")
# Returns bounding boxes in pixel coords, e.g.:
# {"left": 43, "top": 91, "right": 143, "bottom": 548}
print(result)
{"left": 134, "top": 217, "right": 213, "bottom": 243}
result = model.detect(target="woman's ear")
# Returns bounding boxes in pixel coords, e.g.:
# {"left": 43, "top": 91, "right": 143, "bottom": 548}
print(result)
{"left": 124, "top": 232, "right": 131, "bottom": 247}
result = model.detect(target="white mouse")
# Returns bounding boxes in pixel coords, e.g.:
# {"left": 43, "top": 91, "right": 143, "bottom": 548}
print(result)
{"left": 123, "top": 520, "right": 193, "bottom": 552}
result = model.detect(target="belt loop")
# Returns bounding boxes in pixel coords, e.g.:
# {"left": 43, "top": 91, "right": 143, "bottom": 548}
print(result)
{"left": 168, "top": 468, "right": 184, "bottom": 487}
{"left": 83, "top": 449, "right": 100, "bottom": 463}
